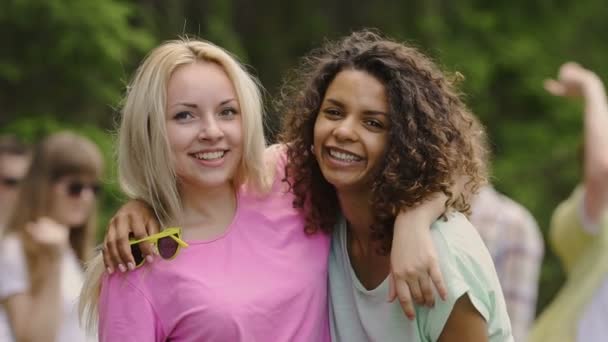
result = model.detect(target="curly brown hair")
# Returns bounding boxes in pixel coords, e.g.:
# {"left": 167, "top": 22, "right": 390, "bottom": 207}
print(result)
{"left": 277, "top": 30, "right": 488, "bottom": 254}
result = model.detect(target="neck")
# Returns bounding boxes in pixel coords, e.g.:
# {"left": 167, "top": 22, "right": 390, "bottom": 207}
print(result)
{"left": 337, "top": 188, "right": 375, "bottom": 246}
{"left": 177, "top": 181, "right": 237, "bottom": 239}
{"left": 338, "top": 187, "right": 391, "bottom": 289}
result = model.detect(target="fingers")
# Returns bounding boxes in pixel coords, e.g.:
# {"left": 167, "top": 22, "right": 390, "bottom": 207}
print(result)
{"left": 559, "top": 61, "right": 581, "bottom": 75}
{"left": 104, "top": 207, "right": 161, "bottom": 273}
{"left": 101, "top": 247, "right": 114, "bottom": 275}
{"left": 430, "top": 263, "right": 448, "bottom": 301}
{"left": 138, "top": 217, "right": 160, "bottom": 259}
{"left": 105, "top": 216, "right": 129, "bottom": 272}
{"left": 146, "top": 217, "right": 161, "bottom": 235}
{"left": 395, "top": 280, "right": 416, "bottom": 320}
{"left": 116, "top": 215, "right": 139, "bottom": 271}
{"left": 544, "top": 79, "right": 565, "bottom": 96}
{"left": 387, "top": 273, "right": 397, "bottom": 302}
{"left": 407, "top": 276, "right": 424, "bottom": 306}
{"left": 418, "top": 276, "right": 435, "bottom": 307}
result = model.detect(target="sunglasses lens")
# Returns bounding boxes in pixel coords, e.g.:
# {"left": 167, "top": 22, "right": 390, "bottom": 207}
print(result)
{"left": 157, "top": 235, "right": 179, "bottom": 260}
{"left": 92, "top": 184, "right": 102, "bottom": 196}
{"left": 130, "top": 243, "right": 145, "bottom": 266}
{"left": 67, "top": 182, "right": 84, "bottom": 197}
{"left": 2, "top": 177, "right": 21, "bottom": 187}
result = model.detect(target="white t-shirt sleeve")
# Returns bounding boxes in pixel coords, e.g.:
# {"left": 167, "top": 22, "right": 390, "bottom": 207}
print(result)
{"left": 415, "top": 212, "right": 512, "bottom": 341}
{"left": 0, "top": 236, "right": 29, "bottom": 299}
{"left": 415, "top": 230, "right": 490, "bottom": 341}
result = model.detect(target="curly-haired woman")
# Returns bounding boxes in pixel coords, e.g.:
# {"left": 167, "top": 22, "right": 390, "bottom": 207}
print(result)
{"left": 277, "top": 30, "right": 513, "bottom": 341}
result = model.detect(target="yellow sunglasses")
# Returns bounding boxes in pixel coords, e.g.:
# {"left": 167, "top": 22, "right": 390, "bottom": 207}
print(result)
{"left": 129, "top": 227, "right": 189, "bottom": 268}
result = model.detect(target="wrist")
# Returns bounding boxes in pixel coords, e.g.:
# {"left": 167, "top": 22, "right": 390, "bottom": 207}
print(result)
{"left": 396, "top": 203, "right": 440, "bottom": 231}
{"left": 581, "top": 74, "right": 604, "bottom": 94}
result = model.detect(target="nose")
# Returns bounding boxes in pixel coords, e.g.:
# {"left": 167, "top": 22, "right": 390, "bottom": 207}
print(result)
{"left": 197, "top": 115, "right": 224, "bottom": 142}
{"left": 332, "top": 116, "right": 358, "bottom": 142}
{"left": 78, "top": 187, "right": 97, "bottom": 207}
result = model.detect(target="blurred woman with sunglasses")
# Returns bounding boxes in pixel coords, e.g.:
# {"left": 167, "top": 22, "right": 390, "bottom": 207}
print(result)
{"left": 0, "top": 131, "right": 102, "bottom": 342}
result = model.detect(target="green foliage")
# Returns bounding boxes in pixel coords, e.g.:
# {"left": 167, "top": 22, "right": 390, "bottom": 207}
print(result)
{"left": 0, "top": 0, "right": 155, "bottom": 127}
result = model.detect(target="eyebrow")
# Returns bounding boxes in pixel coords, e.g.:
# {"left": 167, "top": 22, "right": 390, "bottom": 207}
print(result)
{"left": 219, "top": 98, "right": 237, "bottom": 106}
{"left": 170, "top": 98, "right": 237, "bottom": 109}
{"left": 324, "top": 98, "right": 388, "bottom": 116}
{"left": 325, "top": 98, "right": 345, "bottom": 108}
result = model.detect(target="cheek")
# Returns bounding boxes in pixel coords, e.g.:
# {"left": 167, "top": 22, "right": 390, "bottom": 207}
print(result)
{"left": 313, "top": 116, "right": 326, "bottom": 146}
{"left": 371, "top": 137, "right": 389, "bottom": 164}
{"left": 229, "top": 122, "right": 244, "bottom": 148}
{"left": 166, "top": 123, "right": 192, "bottom": 152}
{"left": 82, "top": 199, "right": 96, "bottom": 215}
{"left": 312, "top": 125, "right": 324, "bottom": 159}
{"left": 49, "top": 185, "right": 65, "bottom": 207}
{"left": 50, "top": 194, "right": 71, "bottom": 218}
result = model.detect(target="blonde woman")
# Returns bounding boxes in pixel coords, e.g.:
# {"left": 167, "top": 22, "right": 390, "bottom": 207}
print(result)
{"left": 80, "top": 38, "right": 452, "bottom": 341}
{"left": 0, "top": 132, "right": 102, "bottom": 342}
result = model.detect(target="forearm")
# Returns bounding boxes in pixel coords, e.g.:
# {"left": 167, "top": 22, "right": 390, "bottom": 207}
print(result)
{"left": 396, "top": 192, "right": 447, "bottom": 226}
{"left": 395, "top": 173, "right": 466, "bottom": 225}
{"left": 582, "top": 76, "right": 608, "bottom": 219}
{"left": 15, "top": 259, "right": 62, "bottom": 342}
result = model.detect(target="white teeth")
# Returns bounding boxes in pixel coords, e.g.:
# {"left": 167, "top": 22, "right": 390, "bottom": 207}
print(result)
{"left": 328, "top": 149, "right": 361, "bottom": 162}
{"left": 194, "top": 151, "right": 225, "bottom": 160}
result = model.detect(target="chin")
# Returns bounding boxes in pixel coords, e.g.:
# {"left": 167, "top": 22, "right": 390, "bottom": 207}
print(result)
{"left": 326, "top": 176, "right": 367, "bottom": 193}
{"left": 195, "top": 170, "right": 238, "bottom": 188}
{"left": 64, "top": 215, "right": 89, "bottom": 228}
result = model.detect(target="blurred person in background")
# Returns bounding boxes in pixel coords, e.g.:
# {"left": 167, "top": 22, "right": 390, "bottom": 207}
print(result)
{"left": 0, "top": 135, "right": 31, "bottom": 234}
{"left": 530, "top": 62, "right": 608, "bottom": 342}
{"left": 0, "top": 131, "right": 102, "bottom": 342}
{"left": 470, "top": 185, "right": 544, "bottom": 342}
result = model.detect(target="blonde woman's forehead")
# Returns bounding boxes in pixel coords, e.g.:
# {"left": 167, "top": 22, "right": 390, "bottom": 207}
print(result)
{"left": 166, "top": 62, "right": 239, "bottom": 111}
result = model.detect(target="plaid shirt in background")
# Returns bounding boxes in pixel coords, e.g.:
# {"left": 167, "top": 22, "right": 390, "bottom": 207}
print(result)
{"left": 470, "top": 186, "right": 544, "bottom": 342}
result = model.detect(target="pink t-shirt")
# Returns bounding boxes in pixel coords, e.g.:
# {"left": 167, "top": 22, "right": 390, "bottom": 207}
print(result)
{"left": 98, "top": 149, "right": 331, "bottom": 341}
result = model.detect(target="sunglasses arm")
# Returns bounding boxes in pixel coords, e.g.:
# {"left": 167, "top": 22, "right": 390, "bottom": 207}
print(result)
{"left": 170, "top": 235, "right": 189, "bottom": 247}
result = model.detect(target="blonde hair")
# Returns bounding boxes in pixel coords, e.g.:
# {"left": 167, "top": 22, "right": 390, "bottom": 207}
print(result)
{"left": 3, "top": 131, "right": 102, "bottom": 291}
{"left": 79, "top": 38, "right": 269, "bottom": 333}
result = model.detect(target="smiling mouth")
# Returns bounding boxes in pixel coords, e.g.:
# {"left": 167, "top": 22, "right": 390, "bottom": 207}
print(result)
{"left": 327, "top": 147, "right": 363, "bottom": 162}
{"left": 191, "top": 151, "right": 227, "bottom": 161}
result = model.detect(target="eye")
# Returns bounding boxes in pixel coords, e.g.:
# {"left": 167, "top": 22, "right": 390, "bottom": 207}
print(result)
{"left": 322, "top": 108, "right": 342, "bottom": 118}
{"left": 173, "top": 111, "right": 194, "bottom": 121}
{"left": 364, "top": 119, "right": 385, "bottom": 130}
{"left": 219, "top": 107, "right": 238, "bottom": 117}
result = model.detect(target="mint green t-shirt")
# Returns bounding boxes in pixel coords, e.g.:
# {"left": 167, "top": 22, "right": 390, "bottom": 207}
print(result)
{"left": 328, "top": 211, "right": 513, "bottom": 341}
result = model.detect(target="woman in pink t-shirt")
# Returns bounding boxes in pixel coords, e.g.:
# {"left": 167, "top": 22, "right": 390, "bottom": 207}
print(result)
{"left": 80, "top": 38, "right": 450, "bottom": 341}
